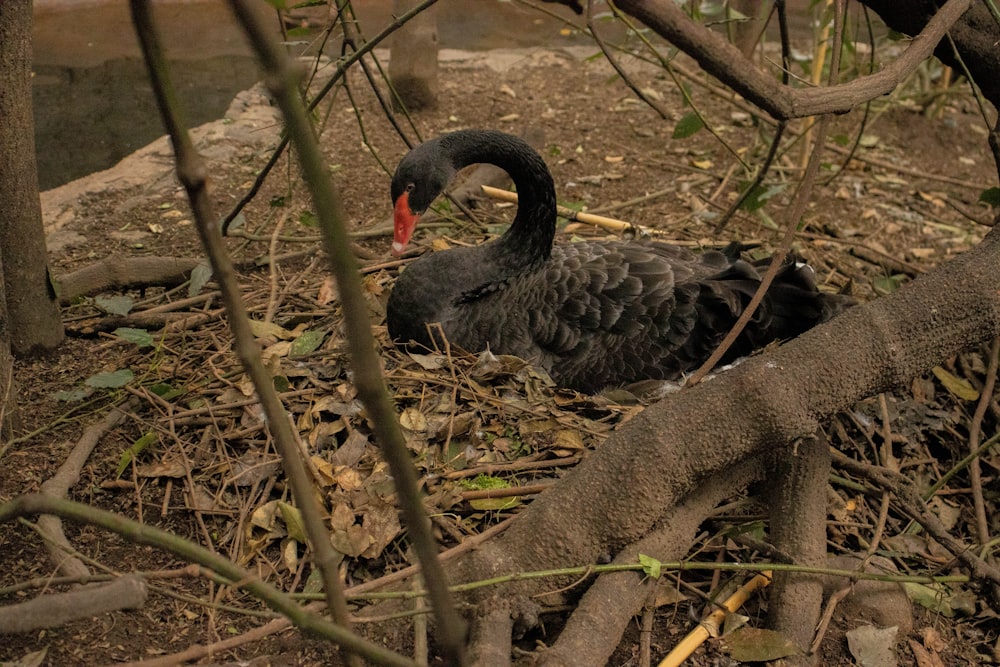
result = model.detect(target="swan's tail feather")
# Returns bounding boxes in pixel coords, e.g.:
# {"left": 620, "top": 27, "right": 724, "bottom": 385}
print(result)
{"left": 685, "top": 257, "right": 854, "bottom": 367}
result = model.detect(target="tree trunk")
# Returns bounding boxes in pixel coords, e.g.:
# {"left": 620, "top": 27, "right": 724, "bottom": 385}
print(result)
{"left": 388, "top": 0, "right": 439, "bottom": 111}
{"left": 0, "top": 250, "right": 16, "bottom": 440}
{"left": 0, "top": 0, "right": 65, "bottom": 357}
{"left": 728, "top": 0, "right": 770, "bottom": 58}
{"left": 858, "top": 0, "right": 1000, "bottom": 109}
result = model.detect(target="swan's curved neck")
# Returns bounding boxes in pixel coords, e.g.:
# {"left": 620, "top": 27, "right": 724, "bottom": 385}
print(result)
{"left": 440, "top": 131, "right": 556, "bottom": 267}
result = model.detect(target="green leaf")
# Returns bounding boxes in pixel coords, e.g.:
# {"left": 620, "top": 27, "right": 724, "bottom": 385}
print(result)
{"left": 114, "top": 327, "right": 154, "bottom": 348}
{"left": 188, "top": 261, "right": 212, "bottom": 298}
{"left": 460, "top": 475, "right": 520, "bottom": 510}
{"left": 723, "top": 628, "right": 802, "bottom": 661}
{"left": 85, "top": 369, "right": 134, "bottom": 389}
{"left": 723, "top": 520, "right": 767, "bottom": 541}
{"left": 290, "top": 330, "right": 326, "bottom": 356}
{"left": 461, "top": 474, "right": 509, "bottom": 491}
{"left": 873, "top": 273, "right": 906, "bottom": 295}
{"left": 52, "top": 387, "right": 93, "bottom": 402}
{"left": 95, "top": 294, "right": 134, "bottom": 316}
{"left": 638, "top": 553, "right": 662, "bottom": 579}
{"left": 469, "top": 496, "right": 521, "bottom": 511}
{"left": 116, "top": 431, "right": 157, "bottom": 479}
{"left": 932, "top": 366, "right": 980, "bottom": 401}
{"left": 738, "top": 182, "right": 786, "bottom": 213}
{"left": 979, "top": 187, "right": 1000, "bottom": 208}
{"left": 277, "top": 501, "right": 307, "bottom": 543}
{"left": 303, "top": 567, "right": 325, "bottom": 594}
{"left": 903, "top": 582, "right": 955, "bottom": 616}
{"left": 149, "top": 382, "right": 184, "bottom": 401}
{"left": 299, "top": 210, "right": 318, "bottom": 228}
{"left": 672, "top": 112, "right": 704, "bottom": 139}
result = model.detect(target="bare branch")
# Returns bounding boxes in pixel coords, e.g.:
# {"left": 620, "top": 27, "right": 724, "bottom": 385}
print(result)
{"left": 615, "top": 0, "right": 972, "bottom": 119}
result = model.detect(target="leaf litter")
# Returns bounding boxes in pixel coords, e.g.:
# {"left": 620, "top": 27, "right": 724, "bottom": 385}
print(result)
{"left": 7, "top": 44, "right": 1000, "bottom": 665}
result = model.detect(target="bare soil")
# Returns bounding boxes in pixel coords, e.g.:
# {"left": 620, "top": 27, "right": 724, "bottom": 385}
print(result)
{"left": 2, "top": 43, "right": 998, "bottom": 666}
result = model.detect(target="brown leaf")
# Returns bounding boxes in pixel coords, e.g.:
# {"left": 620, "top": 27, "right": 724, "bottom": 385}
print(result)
{"left": 722, "top": 627, "right": 802, "bottom": 661}
{"left": 330, "top": 430, "right": 369, "bottom": 467}
{"left": 360, "top": 498, "right": 402, "bottom": 559}
{"left": 846, "top": 625, "right": 898, "bottom": 667}
{"left": 135, "top": 458, "right": 187, "bottom": 478}
{"left": 312, "top": 456, "right": 336, "bottom": 487}
{"left": 920, "top": 627, "right": 947, "bottom": 652}
{"left": 316, "top": 276, "right": 338, "bottom": 306}
{"left": 552, "top": 429, "right": 585, "bottom": 452}
{"left": 333, "top": 466, "right": 364, "bottom": 492}
{"left": 186, "top": 483, "right": 219, "bottom": 512}
{"left": 250, "top": 500, "right": 283, "bottom": 532}
{"left": 400, "top": 407, "right": 428, "bottom": 432}
{"left": 327, "top": 499, "right": 370, "bottom": 552}
{"left": 909, "top": 639, "right": 946, "bottom": 667}
{"left": 229, "top": 452, "right": 281, "bottom": 488}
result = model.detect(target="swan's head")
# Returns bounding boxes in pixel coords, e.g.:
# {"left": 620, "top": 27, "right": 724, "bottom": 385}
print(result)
{"left": 390, "top": 138, "right": 453, "bottom": 256}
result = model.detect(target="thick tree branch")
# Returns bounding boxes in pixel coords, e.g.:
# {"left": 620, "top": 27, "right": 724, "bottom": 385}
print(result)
{"left": 859, "top": 0, "right": 1000, "bottom": 109}
{"left": 613, "top": 0, "right": 972, "bottom": 119}
{"left": 455, "top": 223, "right": 1000, "bottom": 629}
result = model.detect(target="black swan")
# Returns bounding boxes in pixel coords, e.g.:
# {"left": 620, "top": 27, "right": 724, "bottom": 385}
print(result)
{"left": 386, "top": 129, "right": 851, "bottom": 393}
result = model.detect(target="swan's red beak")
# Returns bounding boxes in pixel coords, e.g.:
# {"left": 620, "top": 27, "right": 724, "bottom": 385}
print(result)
{"left": 392, "top": 192, "right": 419, "bottom": 256}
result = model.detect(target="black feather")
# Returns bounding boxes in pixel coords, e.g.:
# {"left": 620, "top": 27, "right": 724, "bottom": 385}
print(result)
{"left": 386, "top": 130, "right": 853, "bottom": 393}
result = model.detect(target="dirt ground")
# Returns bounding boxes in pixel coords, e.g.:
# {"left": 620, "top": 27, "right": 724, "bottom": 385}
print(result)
{"left": 2, "top": 31, "right": 999, "bottom": 667}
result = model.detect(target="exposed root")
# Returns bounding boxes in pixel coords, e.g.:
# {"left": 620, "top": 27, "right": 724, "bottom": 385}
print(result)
{"left": 37, "top": 397, "right": 139, "bottom": 578}
{"left": 530, "top": 454, "right": 769, "bottom": 667}
{"left": 765, "top": 434, "right": 830, "bottom": 666}
{"left": 0, "top": 573, "right": 147, "bottom": 634}
{"left": 469, "top": 600, "right": 515, "bottom": 666}
{"left": 57, "top": 256, "right": 203, "bottom": 302}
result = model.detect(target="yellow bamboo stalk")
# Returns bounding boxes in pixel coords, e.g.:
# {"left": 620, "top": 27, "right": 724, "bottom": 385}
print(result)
{"left": 479, "top": 185, "right": 764, "bottom": 248}
{"left": 480, "top": 184, "right": 640, "bottom": 234}
{"left": 657, "top": 571, "right": 773, "bottom": 667}
{"left": 800, "top": 0, "right": 835, "bottom": 171}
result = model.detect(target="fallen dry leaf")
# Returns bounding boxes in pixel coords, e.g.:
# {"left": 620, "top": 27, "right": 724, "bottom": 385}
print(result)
{"left": 909, "top": 638, "right": 945, "bottom": 667}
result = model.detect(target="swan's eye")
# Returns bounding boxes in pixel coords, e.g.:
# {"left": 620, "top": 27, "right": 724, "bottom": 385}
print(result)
{"left": 405, "top": 183, "right": 415, "bottom": 193}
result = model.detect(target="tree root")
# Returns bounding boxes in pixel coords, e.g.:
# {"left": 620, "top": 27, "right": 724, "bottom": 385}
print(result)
{"left": 36, "top": 398, "right": 138, "bottom": 578}
{"left": 449, "top": 225, "right": 1000, "bottom": 661}
{"left": 533, "top": 454, "right": 769, "bottom": 667}
{"left": 765, "top": 435, "right": 830, "bottom": 666}
{"left": 66, "top": 308, "right": 224, "bottom": 336}
{"left": 0, "top": 573, "right": 147, "bottom": 634}
{"left": 56, "top": 256, "right": 203, "bottom": 303}
{"left": 469, "top": 600, "right": 516, "bottom": 666}
{"left": 0, "top": 398, "right": 150, "bottom": 635}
